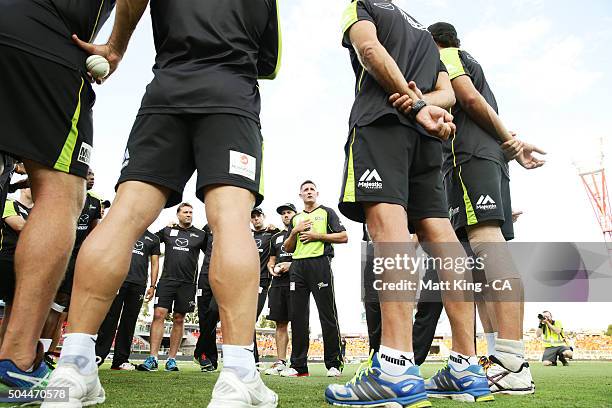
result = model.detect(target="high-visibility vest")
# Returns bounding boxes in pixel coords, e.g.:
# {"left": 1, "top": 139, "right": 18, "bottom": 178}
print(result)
{"left": 542, "top": 320, "right": 566, "bottom": 348}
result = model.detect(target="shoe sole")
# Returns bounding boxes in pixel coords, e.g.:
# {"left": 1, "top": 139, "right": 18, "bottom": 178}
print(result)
{"left": 491, "top": 388, "right": 535, "bottom": 395}
{"left": 326, "top": 397, "right": 431, "bottom": 408}
{"left": 165, "top": 368, "right": 179, "bottom": 372}
{"left": 280, "top": 373, "right": 309, "bottom": 377}
{"left": 208, "top": 397, "right": 278, "bottom": 408}
{"left": 427, "top": 392, "right": 494, "bottom": 403}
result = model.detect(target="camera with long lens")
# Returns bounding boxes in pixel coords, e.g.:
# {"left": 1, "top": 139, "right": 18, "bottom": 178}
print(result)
{"left": 538, "top": 313, "right": 544, "bottom": 320}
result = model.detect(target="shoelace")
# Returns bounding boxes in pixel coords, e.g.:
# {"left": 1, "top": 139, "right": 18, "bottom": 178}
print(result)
{"left": 349, "top": 350, "right": 374, "bottom": 386}
{"left": 434, "top": 362, "right": 450, "bottom": 377}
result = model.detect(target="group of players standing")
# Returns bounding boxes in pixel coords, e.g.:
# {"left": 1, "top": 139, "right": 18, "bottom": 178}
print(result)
{"left": 0, "top": 0, "right": 547, "bottom": 407}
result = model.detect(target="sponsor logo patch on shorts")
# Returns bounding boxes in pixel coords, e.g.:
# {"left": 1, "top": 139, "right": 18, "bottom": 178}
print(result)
{"left": 77, "top": 142, "right": 92, "bottom": 165}
{"left": 229, "top": 150, "right": 256, "bottom": 181}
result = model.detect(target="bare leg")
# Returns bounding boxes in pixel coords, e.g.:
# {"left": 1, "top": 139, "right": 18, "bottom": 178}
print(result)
{"left": 204, "top": 186, "right": 258, "bottom": 347}
{"left": 0, "top": 160, "right": 84, "bottom": 369}
{"left": 364, "top": 203, "right": 415, "bottom": 352}
{"left": 466, "top": 222, "right": 521, "bottom": 341}
{"left": 168, "top": 312, "right": 185, "bottom": 359}
{"left": 149, "top": 307, "right": 168, "bottom": 358}
{"left": 275, "top": 322, "right": 289, "bottom": 361}
{"left": 66, "top": 181, "right": 169, "bottom": 335}
{"left": 414, "top": 218, "right": 475, "bottom": 356}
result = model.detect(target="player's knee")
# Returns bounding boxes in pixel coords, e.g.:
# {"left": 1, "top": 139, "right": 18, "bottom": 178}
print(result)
{"left": 276, "top": 321, "right": 288, "bottom": 331}
{"left": 466, "top": 221, "right": 504, "bottom": 243}
{"left": 414, "top": 218, "right": 456, "bottom": 243}
{"left": 153, "top": 308, "right": 167, "bottom": 321}
{"left": 173, "top": 313, "right": 185, "bottom": 325}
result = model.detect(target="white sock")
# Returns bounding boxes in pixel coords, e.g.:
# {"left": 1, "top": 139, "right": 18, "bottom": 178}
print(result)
{"left": 39, "top": 339, "right": 52, "bottom": 353}
{"left": 485, "top": 332, "right": 497, "bottom": 357}
{"left": 222, "top": 344, "right": 257, "bottom": 381}
{"left": 494, "top": 338, "right": 525, "bottom": 372}
{"left": 448, "top": 350, "right": 479, "bottom": 371}
{"left": 377, "top": 345, "right": 415, "bottom": 376}
{"left": 59, "top": 333, "right": 98, "bottom": 375}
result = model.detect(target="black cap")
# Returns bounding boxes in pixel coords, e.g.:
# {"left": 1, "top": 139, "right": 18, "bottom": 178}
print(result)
{"left": 276, "top": 203, "right": 297, "bottom": 214}
{"left": 427, "top": 22, "right": 460, "bottom": 48}
{"left": 251, "top": 207, "right": 264, "bottom": 216}
{"left": 102, "top": 200, "right": 111, "bottom": 208}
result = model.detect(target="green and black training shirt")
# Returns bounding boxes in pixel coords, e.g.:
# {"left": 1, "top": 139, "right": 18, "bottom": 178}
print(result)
{"left": 288, "top": 206, "right": 345, "bottom": 260}
{"left": 440, "top": 47, "right": 509, "bottom": 177}
{"left": 139, "top": 0, "right": 281, "bottom": 123}
{"left": 0, "top": 0, "right": 116, "bottom": 72}
{"left": 341, "top": 0, "right": 442, "bottom": 136}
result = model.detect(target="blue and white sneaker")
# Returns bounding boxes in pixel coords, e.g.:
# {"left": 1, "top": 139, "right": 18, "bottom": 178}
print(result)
{"left": 425, "top": 362, "right": 494, "bottom": 402}
{"left": 325, "top": 352, "right": 431, "bottom": 407}
{"left": 136, "top": 356, "right": 159, "bottom": 372}
{"left": 165, "top": 358, "right": 179, "bottom": 372}
{"left": 0, "top": 359, "right": 52, "bottom": 403}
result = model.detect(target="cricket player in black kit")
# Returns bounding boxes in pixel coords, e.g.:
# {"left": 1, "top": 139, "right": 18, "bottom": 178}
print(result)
{"left": 47, "top": 1, "right": 281, "bottom": 406}
{"left": 264, "top": 203, "right": 296, "bottom": 376}
{"left": 137, "top": 203, "right": 205, "bottom": 372}
{"left": 96, "top": 231, "right": 160, "bottom": 370}
{"left": 327, "top": 1, "right": 493, "bottom": 406}
{"left": 0, "top": 1, "right": 115, "bottom": 396}
{"left": 282, "top": 181, "right": 347, "bottom": 378}
{"left": 429, "top": 22, "right": 545, "bottom": 395}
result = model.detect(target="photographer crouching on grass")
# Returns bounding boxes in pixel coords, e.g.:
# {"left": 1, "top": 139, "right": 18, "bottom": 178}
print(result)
{"left": 537, "top": 311, "right": 573, "bottom": 366}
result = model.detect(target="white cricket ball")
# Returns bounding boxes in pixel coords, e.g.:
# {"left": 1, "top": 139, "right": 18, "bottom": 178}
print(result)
{"left": 274, "top": 265, "right": 282, "bottom": 273}
{"left": 86, "top": 55, "right": 110, "bottom": 79}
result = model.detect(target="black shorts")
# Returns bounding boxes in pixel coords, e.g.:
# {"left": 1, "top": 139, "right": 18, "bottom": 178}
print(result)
{"left": 118, "top": 113, "right": 264, "bottom": 208}
{"left": 0, "top": 259, "right": 15, "bottom": 302}
{"left": 154, "top": 280, "right": 197, "bottom": 314}
{"left": 444, "top": 157, "right": 513, "bottom": 240}
{"left": 0, "top": 45, "right": 94, "bottom": 179}
{"left": 339, "top": 116, "right": 448, "bottom": 223}
{"left": 267, "top": 285, "right": 291, "bottom": 322}
{"left": 56, "top": 255, "right": 77, "bottom": 306}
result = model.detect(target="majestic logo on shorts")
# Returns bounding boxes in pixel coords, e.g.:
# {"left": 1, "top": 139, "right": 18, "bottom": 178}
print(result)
{"left": 476, "top": 195, "right": 497, "bottom": 211}
{"left": 317, "top": 282, "right": 329, "bottom": 290}
{"left": 358, "top": 169, "right": 383, "bottom": 190}
{"left": 373, "top": 2, "right": 395, "bottom": 10}
{"left": 77, "top": 143, "right": 92, "bottom": 165}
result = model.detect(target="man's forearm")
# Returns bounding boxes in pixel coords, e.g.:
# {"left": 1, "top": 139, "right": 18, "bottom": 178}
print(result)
{"left": 149, "top": 256, "right": 159, "bottom": 287}
{"left": 108, "top": 0, "right": 150, "bottom": 55}
{"left": 463, "top": 94, "right": 512, "bottom": 143}
{"left": 357, "top": 42, "right": 420, "bottom": 103}
{"left": 317, "top": 232, "right": 348, "bottom": 244}
{"left": 284, "top": 232, "right": 298, "bottom": 253}
{"left": 423, "top": 89, "right": 455, "bottom": 111}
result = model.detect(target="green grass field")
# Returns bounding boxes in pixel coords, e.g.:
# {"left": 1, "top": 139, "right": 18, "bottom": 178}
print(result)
{"left": 2, "top": 361, "right": 611, "bottom": 407}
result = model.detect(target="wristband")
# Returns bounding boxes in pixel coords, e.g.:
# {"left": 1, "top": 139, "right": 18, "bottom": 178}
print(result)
{"left": 409, "top": 99, "right": 427, "bottom": 120}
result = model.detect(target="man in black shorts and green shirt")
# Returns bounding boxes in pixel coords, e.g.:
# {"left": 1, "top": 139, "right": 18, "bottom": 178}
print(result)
{"left": 47, "top": 1, "right": 281, "bottom": 406}
{"left": 137, "top": 203, "right": 204, "bottom": 372}
{"left": 264, "top": 203, "right": 296, "bottom": 376}
{"left": 0, "top": 0, "right": 115, "bottom": 396}
{"left": 429, "top": 22, "right": 545, "bottom": 396}
{"left": 327, "top": 1, "right": 492, "bottom": 406}
{"left": 96, "top": 230, "right": 160, "bottom": 370}
{"left": 281, "top": 181, "right": 347, "bottom": 378}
